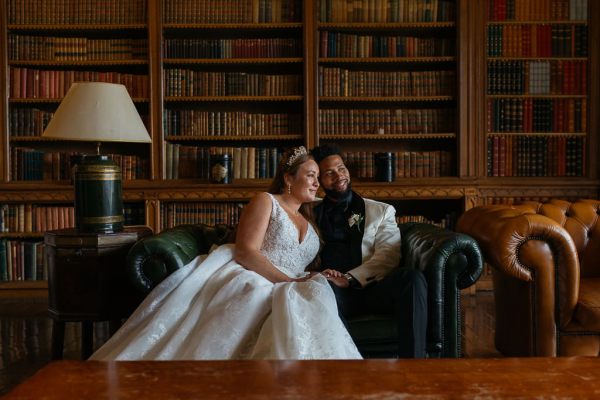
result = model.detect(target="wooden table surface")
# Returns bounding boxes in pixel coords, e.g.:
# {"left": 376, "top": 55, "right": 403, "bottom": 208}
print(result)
{"left": 5, "top": 357, "right": 600, "bottom": 399}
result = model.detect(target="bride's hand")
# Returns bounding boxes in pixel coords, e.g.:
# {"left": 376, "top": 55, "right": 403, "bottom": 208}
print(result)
{"left": 291, "top": 272, "right": 318, "bottom": 282}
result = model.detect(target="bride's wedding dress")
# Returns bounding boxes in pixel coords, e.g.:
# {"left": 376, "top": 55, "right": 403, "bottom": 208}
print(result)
{"left": 90, "top": 193, "right": 362, "bottom": 360}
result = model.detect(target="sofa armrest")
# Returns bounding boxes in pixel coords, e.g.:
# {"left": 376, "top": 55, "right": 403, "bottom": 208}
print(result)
{"left": 126, "top": 224, "right": 234, "bottom": 294}
{"left": 399, "top": 222, "right": 483, "bottom": 357}
{"left": 456, "top": 206, "right": 580, "bottom": 329}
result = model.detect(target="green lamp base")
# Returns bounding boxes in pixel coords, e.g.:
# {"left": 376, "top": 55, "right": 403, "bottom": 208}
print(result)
{"left": 73, "top": 155, "right": 124, "bottom": 233}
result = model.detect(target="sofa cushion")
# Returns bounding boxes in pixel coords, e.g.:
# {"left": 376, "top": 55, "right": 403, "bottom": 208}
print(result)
{"left": 574, "top": 278, "right": 600, "bottom": 332}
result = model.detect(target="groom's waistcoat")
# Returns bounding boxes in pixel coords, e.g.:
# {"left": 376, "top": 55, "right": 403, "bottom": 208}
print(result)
{"left": 314, "top": 191, "right": 366, "bottom": 272}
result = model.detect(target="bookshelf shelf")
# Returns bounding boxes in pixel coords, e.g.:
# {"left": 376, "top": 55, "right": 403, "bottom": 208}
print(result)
{"left": 0, "top": 233, "right": 44, "bottom": 239}
{"left": 488, "top": 132, "right": 587, "bottom": 136}
{"left": 321, "top": 133, "right": 457, "bottom": 139}
{"left": 164, "top": 135, "right": 303, "bottom": 141}
{"left": 164, "top": 96, "right": 303, "bottom": 102}
{"left": 163, "top": 23, "right": 303, "bottom": 29}
{"left": 8, "top": 60, "right": 149, "bottom": 67}
{"left": 487, "top": 57, "right": 588, "bottom": 61}
{"left": 9, "top": 98, "right": 150, "bottom": 103}
{"left": 488, "top": 20, "right": 587, "bottom": 25}
{"left": 318, "top": 22, "right": 456, "bottom": 29}
{"left": 487, "top": 94, "right": 587, "bottom": 99}
{"left": 0, "top": 280, "right": 47, "bottom": 290}
{"left": 7, "top": 24, "right": 148, "bottom": 30}
{"left": 319, "top": 96, "right": 455, "bottom": 102}
{"left": 163, "top": 58, "right": 304, "bottom": 65}
{"left": 319, "top": 57, "right": 456, "bottom": 63}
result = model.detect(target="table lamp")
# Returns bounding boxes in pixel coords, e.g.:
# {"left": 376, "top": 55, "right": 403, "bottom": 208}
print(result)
{"left": 42, "top": 82, "right": 151, "bottom": 233}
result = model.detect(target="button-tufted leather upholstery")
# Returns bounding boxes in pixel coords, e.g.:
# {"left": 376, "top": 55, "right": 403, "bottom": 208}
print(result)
{"left": 126, "top": 222, "right": 483, "bottom": 358}
{"left": 457, "top": 199, "right": 600, "bottom": 356}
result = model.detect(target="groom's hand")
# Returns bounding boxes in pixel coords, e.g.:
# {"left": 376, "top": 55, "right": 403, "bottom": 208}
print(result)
{"left": 322, "top": 269, "right": 350, "bottom": 288}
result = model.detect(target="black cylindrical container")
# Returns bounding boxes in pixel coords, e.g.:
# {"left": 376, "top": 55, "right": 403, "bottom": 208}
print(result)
{"left": 210, "top": 154, "right": 232, "bottom": 184}
{"left": 74, "top": 155, "right": 124, "bottom": 233}
{"left": 374, "top": 152, "right": 395, "bottom": 182}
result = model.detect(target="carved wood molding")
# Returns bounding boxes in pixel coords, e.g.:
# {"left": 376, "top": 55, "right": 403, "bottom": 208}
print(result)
{"left": 152, "top": 189, "right": 262, "bottom": 201}
{"left": 0, "top": 191, "right": 72, "bottom": 202}
{"left": 354, "top": 186, "right": 471, "bottom": 199}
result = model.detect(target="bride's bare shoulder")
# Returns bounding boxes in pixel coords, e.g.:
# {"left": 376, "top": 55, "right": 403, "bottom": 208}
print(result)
{"left": 248, "top": 192, "right": 273, "bottom": 208}
{"left": 241, "top": 192, "right": 273, "bottom": 220}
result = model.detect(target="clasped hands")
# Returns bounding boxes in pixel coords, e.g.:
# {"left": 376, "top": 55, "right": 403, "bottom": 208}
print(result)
{"left": 292, "top": 269, "right": 350, "bottom": 288}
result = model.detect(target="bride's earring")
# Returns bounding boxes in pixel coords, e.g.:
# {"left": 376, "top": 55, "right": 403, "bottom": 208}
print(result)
{"left": 288, "top": 184, "right": 292, "bottom": 194}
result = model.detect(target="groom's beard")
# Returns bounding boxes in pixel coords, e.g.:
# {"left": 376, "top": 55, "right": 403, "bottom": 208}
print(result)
{"left": 323, "top": 181, "right": 352, "bottom": 202}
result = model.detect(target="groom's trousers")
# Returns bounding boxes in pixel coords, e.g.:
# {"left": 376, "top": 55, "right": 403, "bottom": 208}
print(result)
{"left": 329, "top": 267, "right": 428, "bottom": 358}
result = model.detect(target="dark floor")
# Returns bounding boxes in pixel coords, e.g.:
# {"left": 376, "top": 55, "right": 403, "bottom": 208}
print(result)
{"left": 0, "top": 291, "right": 500, "bottom": 395}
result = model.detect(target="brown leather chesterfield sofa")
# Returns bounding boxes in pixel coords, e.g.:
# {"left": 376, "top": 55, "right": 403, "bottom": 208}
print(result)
{"left": 457, "top": 199, "right": 600, "bottom": 357}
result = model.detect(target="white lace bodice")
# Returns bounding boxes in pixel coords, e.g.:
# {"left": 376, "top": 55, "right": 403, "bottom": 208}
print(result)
{"left": 260, "top": 193, "right": 319, "bottom": 278}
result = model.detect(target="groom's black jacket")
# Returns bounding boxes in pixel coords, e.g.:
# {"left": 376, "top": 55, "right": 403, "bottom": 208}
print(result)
{"left": 313, "top": 190, "right": 365, "bottom": 272}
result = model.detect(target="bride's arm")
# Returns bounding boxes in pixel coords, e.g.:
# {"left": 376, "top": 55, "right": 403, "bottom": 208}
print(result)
{"left": 234, "top": 192, "right": 293, "bottom": 283}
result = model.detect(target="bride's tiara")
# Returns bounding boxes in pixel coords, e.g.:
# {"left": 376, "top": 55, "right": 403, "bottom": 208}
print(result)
{"left": 286, "top": 146, "right": 308, "bottom": 166}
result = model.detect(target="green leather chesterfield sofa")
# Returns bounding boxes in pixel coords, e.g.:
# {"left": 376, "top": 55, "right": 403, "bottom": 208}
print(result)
{"left": 126, "top": 222, "right": 483, "bottom": 358}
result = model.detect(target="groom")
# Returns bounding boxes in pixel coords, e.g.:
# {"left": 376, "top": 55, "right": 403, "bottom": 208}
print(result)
{"left": 311, "top": 144, "right": 427, "bottom": 358}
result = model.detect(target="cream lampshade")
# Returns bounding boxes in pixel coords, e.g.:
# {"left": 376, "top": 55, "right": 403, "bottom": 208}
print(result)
{"left": 42, "top": 82, "right": 151, "bottom": 233}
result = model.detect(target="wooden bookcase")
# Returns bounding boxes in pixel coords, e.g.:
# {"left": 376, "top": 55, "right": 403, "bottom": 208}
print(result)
{"left": 0, "top": 0, "right": 599, "bottom": 292}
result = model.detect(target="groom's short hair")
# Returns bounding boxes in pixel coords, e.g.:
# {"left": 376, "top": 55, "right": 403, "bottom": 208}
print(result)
{"left": 311, "top": 143, "right": 343, "bottom": 164}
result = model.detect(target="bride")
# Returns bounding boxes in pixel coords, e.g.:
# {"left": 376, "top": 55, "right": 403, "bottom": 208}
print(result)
{"left": 90, "top": 146, "right": 362, "bottom": 360}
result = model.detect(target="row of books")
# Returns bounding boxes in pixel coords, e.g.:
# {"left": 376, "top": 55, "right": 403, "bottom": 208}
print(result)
{"left": 487, "top": 98, "right": 587, "bottom": 133}
{"left": 344, "top": 150, "right": 453, "bottom": 178}
{"left": 10, "top": 148, "right": 149, "bottom": 181}
{"left": 165, "top": 144, "right": 283, "bottom": 180}
{"left": 319, "top": 31, "right": 454, "bottom": 58}
{"left": 163, "top": 0, "right": 301, "bottom": 24}
{"left": 9, "top": 108, "right": 53, "bottom": 137}
{"left": 0, "top": 239, "right": 45, "bottom": 282}
{"left": 487, "top": 24, "right": 588, "bottom": 58}
{"left": 160, "top": 202, "right": 245, "bottom": 230}
{"left": 0, "top": 203, "right": 145, "bottom": 233}
{"left": 7, "top": 0, "right": 147, "bottom": 24}
{"left": 9, "top": 109, "right": 150, "bottom": 138}
{"left": 0, "top": 204, "right": 74, "bottom": 233}
{"left": 319, "top": 0, "right": 456, "bottom": 23}
{"left": 163, "top": 38, "right": 301, "bottom": 59}
{"left": 164, "top": 69, "right": 302, "bottom": 97}
{"left": 9, "top": 67, "right": 149, "bottom": 99}
{"left": 163, "top": 110, "right": 302, "bottom": 137}
{"left": 8, "top": 35, "right": 148, "bottom": 61}
{"left": 482, "top": 195, "right": 571, "bottom": 205}
{"left": 319, "top": 108, "right": 454, "bottom": 135}
{"left": 159, "top": 201, "right": 453, "bottom": 234}
{"left": 488, "top": 0, "right": 588, "bottom": 21}
{"left": 487, "top": 60, "right": 587, "bottom": 95}
{"left": 396, "top": 214, "right": 450, "bottom": 229}
{"left": 319, "top": 67, "right": 455, "bottom": 97}
{"left": 0, "top": 320, "right": 47, "bottom": 367}
{"left": 487, "top": 135, "right": 584, "bottom": 177}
